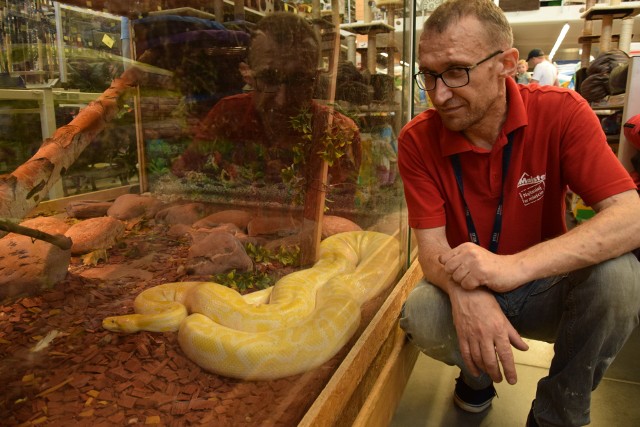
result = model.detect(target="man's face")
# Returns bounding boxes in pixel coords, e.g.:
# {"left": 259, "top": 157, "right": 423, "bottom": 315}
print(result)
{"left": 249, "top": 33, "right": 317, "bottom": 124}
{"left": 418, "top": 16, "right": 504, "bottom": 133}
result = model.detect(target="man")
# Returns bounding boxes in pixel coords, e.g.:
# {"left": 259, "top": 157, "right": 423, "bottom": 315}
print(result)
{"left": 398, "top": 1, "right": 640, "bottom": 426}
{"left": 527, "top": 48, "right": 558, "bottom": 86}
{"left": 172, "top": 13, "right": 361, "bottom": 208}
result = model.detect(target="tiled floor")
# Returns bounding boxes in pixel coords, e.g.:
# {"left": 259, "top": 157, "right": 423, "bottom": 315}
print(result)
{"left": 390, "top": 328, "right": 640, "bottom": 426}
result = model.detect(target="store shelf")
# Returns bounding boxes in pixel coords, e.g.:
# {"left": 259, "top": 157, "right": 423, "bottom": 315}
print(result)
{"left": 590, "top": 94, "right": 626, "bottom": 110}
{"left": 340, "top": 20, "right": 395, "bottom": 35}
{"left": 578, "top": 34, "right": 620, "bottom": 45}
{"left": 581, "top": 1, "right": 640, "bottom": 20}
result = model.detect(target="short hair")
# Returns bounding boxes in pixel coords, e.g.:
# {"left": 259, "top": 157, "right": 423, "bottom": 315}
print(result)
{"left": 422, "top": 0, "right": 513, "bottom": 50}
{"left": 248, "top": 12, "right": 320, "bottom": 67}
{"left": 518, "top": 59, "right": 528, "bottom": 67}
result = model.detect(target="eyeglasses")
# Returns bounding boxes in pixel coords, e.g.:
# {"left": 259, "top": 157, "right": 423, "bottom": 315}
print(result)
{"left": 413, "top": 50, "right": 503, "bottom": 91}
{"left": 253, "top": 70, "right": 317, "bottom": 93}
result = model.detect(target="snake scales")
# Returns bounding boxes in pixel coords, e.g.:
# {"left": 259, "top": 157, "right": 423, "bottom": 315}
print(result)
{"left": 102, "top": 231, "right": 400, "bottom": 380}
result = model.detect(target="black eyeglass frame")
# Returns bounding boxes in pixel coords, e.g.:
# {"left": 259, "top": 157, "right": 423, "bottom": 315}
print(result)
{"left": 413, "top": 50, "right": 504, "bottom": 91}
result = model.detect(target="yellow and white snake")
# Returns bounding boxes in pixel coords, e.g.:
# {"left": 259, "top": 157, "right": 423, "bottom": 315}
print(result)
{"left": 102, "top": 231, "right": 400, "bottom": 380}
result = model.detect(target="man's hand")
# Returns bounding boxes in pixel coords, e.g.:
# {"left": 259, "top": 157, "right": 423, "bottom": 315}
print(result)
{"left": 439, "top": 242, "right": 525, "bottom": 292}
{"left": 449, "top": 286, "right": 529, "bottom": 384}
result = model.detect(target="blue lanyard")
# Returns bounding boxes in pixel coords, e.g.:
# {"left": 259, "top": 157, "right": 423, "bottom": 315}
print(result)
{"left": 450, "top": 132, "right": 515, "bottom": 254}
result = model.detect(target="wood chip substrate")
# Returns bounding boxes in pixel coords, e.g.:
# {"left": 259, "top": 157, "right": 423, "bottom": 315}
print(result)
{"left": 0, "top": 222, "right": 387, "bottom": 426}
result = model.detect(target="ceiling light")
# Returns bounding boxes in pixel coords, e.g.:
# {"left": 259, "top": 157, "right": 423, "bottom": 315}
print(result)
{"left": 549, "top": 23, "right": 570, "bottom": 62}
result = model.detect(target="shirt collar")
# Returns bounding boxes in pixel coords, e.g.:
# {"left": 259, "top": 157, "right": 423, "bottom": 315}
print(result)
{"left": 439, "top": 76, "right": 528, "bottom": 156}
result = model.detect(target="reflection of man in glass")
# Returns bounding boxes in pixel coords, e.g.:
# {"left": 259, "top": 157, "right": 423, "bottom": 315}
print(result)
{"left": 172, "top": 13, "right": 361, "bottom": 208}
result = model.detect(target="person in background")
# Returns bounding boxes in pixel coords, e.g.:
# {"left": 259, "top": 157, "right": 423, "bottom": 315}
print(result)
{"left": 398, "top": 1, "right": 640, "bottom": 426}
{"left": 172, "top": 13, "right": 361, "bottom": 208}
{"left": 527, "top": 48, "right": 558, "bottom": 86}
{"left": 515, "top": 59, "right": 531, "bottom": 84}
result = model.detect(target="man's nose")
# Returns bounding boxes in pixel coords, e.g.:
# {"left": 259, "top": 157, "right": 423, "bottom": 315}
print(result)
{"left": 429, "top": 78, "right": 453, "bottom": 105}
{"left": 272, "top": 84, "right": 291, "bottom": 106}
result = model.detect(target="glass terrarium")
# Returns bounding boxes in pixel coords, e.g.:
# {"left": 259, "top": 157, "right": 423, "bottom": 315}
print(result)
{"left": 0, "top": 0, "right": 413, "bottom": 425}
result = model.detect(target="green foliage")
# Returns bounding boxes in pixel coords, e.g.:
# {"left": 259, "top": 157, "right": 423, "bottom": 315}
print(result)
{"left": 244, "top": 242, "right": 300, "bottom": 267}
{"left": 211, "top": 244, "right": 300, "bottom": 293}
{"left": 212, "top": 269, "right": 273, "bottom": 293}
{"left": 284, "top": 107, "right": 355, "bottom": 205}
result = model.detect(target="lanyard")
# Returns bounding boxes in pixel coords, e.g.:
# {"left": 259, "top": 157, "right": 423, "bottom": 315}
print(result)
{"left": 450, "top": 132, "right": 515, "bottom": 254}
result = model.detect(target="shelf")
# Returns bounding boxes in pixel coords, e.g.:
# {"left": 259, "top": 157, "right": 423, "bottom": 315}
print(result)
{"left": 581, "top": 1, "right": 640, "bottom": 21}
{"left": 590, "top": 94, "right": 626, "bottom": 110}
{"left": 578, "top": 34, "right": 620, "bottom": 44}
{"left": 340, "top": 21, "right": 395, "bottom": 35}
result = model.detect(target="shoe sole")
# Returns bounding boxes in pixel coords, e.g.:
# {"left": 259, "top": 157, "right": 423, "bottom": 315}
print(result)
{"left": 453, "top": 393, "right": 494, "bottom": 413}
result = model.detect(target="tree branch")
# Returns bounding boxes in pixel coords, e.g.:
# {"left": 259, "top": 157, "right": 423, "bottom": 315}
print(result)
{"left": 0, "top": 219, "right": 72, "bottom": 250}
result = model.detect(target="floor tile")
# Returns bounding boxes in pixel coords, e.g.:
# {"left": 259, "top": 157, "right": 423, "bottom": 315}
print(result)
{"left": 390, "top": 348, "right": 640, "bottom": 427}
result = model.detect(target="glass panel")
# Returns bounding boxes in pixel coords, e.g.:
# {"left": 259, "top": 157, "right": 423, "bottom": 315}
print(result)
{"left": 1, "top": 1, "right": 410, "bottom": 425}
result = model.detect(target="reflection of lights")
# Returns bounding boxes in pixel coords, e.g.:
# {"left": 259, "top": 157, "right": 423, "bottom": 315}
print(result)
{"left": 549, "top": 23, "right": 570, "bottom": 62}
{"left": 380, "top": 52, "right": 388, "bottom": 57}
{"left": 400, "top": 61, "right": 410, "bottom": 67}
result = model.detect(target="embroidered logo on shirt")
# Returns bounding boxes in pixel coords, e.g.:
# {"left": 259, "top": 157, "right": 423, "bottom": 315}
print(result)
{"left": 517, "top": 172, "right": 546, "bottom": 206}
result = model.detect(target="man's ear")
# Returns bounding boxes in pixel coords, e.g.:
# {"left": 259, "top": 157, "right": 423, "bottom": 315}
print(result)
{"left": 500, "top": 48, "right": 519, "bottom": 78}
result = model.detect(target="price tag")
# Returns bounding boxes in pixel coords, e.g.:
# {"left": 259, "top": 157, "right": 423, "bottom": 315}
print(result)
{"left": 102, "top": 33, "right": 115, "bottom": 49}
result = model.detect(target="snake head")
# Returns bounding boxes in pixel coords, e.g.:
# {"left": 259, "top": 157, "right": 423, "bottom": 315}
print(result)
{"left": 102, "top": 316, "right": 138, "bottom": 333}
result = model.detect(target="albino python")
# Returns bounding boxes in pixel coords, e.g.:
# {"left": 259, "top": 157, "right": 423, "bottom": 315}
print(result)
{"left": 102, "top": 231, "right": 400, "bottom": 380}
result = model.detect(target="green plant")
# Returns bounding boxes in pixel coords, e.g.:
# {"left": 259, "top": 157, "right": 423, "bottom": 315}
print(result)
{"left": 285, "top": 107, "right": 356, "bottom": 205}
{"left": 212, "top": 269, "right": 273, "bottom": 293}
{"left": 244, "top": 242, "right": 300, "bottom": 267}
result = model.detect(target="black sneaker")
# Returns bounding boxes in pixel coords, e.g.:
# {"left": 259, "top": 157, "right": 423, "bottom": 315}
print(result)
{"left": 453, "top": 376, "right": 497, "bottom": 413}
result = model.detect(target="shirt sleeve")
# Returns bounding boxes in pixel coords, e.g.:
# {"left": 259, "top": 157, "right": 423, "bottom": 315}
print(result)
{"left": 397, "top": 119, "right": 448, "bottom": 230}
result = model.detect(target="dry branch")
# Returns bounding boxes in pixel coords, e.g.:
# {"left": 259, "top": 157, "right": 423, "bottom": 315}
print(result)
{"left": 0, "top": 219, "right": 72, "bottom": 250}
{"left": 0, "top": 50, "right": 165, "bottom": 220}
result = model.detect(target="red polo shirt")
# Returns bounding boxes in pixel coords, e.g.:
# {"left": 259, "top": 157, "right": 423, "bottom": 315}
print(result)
{"left": 398, "top": 78, "right": 635, "bottom": 255}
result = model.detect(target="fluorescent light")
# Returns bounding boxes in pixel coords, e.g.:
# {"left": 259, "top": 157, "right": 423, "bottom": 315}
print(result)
{"left": 549, "top": 23, "right": 570, "bottom": 61}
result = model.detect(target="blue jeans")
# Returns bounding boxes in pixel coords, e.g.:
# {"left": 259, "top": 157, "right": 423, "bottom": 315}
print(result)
{"left": 399, "top": 253, "right": 640, "bottom": 427}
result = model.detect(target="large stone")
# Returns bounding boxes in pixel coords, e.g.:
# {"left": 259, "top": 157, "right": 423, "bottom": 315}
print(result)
{"left": 193, "top": 210, "right": 254, "bottom": 231}
{"left": 107, "top": 194, "right": 164, "bottom": 221}
{"left": 66, "top": 200, "right": 113, "bottom": 219}
{"left": 155, "top": 203, "right": 208, "bottom": 226}
{"left": 321, "top": 215, "right": 362, "bottom": 238}
{"left": 187, "top": 232, "right": 253, "bottom": 275}
{"left": 65, "top": 217, "right": 125, "bottom": 255}
{"left": 0, "top": 217, "right": 71, "bottom": 299}
{"left": 247, "top": 215, "right": 301, "bottom": 237}
{"left": 20, "top": 216, "right": 70, "bottom": 235}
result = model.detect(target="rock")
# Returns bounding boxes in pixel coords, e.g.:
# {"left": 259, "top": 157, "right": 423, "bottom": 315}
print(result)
{"left": 66, "top": 200, "right": 113, "bottom": 219}
{"left": 193, "top": 210, "right": 254, "bottom": 231}
{"left": 167, "top": 223, "right": 192, "bottom": 239}
{"left": 188, "top": 224, "right": 243, "bottom": 243}
{"left": 20, "top": 216, "right": 70, "bottom": 235}
{"left": 155, "top": 203, "right": 208, "bottom": 226}
{"left": 107, "top": 194, "right": 164, "bottom": 220}
{"left": 321, "top": 215, "right": 362, "bottom": 238}
{"left": 0, "top": 231, "right": 70, "bottom": 300}
{"left": 247, "top": 216, "right": 301, "bottom": 237}
{"left": 65, "top": 217, "right": 125, "bottom": 255}
{"left": 187, "top": 233, "right": 253, "bottom": 275}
